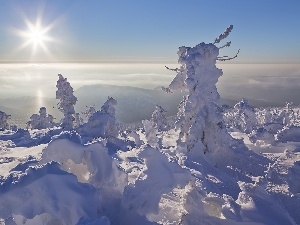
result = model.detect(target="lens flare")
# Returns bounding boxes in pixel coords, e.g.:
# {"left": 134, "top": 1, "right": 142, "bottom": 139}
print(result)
{"left": 11, "top": 6, "right": 60, "bottom": 61}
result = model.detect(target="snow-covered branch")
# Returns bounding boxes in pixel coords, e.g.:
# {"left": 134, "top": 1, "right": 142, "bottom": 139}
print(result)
{"left": 213, "top": 25, "right": 233, "bottom": 44}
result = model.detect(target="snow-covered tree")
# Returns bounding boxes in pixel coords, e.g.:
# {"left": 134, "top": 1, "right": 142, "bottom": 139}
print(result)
{"left": 77, "top": 97, "right": 118, "bottom": 138}
{"left": 27, "top": 107, "right": 54, "bottom": 129}
{"left": 151, "top": 105, "right": 169, "bottom": 131}
{"left": 278, "top": 102, "right": 293, "bottom": 126}
{"left": 74, "top": 113, "right": 83, "bottom": 129}
{"left": 142, "top": 119, "right": 158, "bottom": 148}
{"left": 83, "top": 106, "right": 96, "bottom": 120}
{"left": 165, "top": 25, "right": 239, "bottom": 161}
{"left": 232, "top": 98, "right": 257, "bottom": 133}
{"left": 0, "top": 111, "right": 10, "bottom": 130}
{"left": 56, "top": 74, "right": 77, "bottom": 130}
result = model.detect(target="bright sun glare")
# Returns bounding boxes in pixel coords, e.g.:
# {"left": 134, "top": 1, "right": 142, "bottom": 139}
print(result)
{"left": 29, "top": 27, "right": 45, "bottom": 45}
{"left": 13, "top": 11, "right": 58, "bottom": 59}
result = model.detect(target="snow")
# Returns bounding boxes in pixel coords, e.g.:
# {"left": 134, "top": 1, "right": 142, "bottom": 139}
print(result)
{"left": 1, "top": 26, "right": 300, "bottom": 225}
{"left": 56, "top": 74, "right": 78, "bottom": 130}
{"left": 77, "top": 97, "right": 118, "bottom": 139}
{"left": 0, "top": 111, "right": 10, "bottom": 130}
{"left": 27, "top": 107, "right": 55, "bottom": 130}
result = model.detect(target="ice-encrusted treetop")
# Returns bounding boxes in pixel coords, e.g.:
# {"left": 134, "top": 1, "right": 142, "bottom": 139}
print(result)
{"left": 166, "top": 25, "right": 238, "bottom": 95}
{"left": 101, "top": 97, "right": 117, "bottom": 116}
{"left": 56, "top": 74, "right": 77, "bottom": 130}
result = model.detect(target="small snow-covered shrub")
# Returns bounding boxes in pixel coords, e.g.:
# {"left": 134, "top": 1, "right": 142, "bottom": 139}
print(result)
{"left": 27, "top": 107, "right": 54, "bottom": 130}
{"left": 233, "top": 99, "right": 258, "bottom": 133}
{"left": 142, "top": 119, "right": 158, "bottom": 148}
{"left": 151, "top": 105, "right": 169, "bottom": 131}
{"left": 0, "top": 111, "right": 10, "bottom": 130}
{"left": 77, "top": 97, "right": 118, "bottom": 138}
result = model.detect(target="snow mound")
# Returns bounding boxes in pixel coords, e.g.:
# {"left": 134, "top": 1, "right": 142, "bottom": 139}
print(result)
{"left": 0, "top": 162, "right": 97, "bottom": 225}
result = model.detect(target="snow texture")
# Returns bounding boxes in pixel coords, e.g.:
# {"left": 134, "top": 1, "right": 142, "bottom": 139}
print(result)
{"left": 1, "top": 26, "right": 300, "bottom": 225}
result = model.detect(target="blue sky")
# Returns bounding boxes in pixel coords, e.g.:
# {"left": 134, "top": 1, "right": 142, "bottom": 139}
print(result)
{"left": 0, "top": 0, "right": 299, "bottom": 63}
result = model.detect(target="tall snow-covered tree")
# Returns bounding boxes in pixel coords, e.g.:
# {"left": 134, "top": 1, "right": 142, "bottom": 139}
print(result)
{"left": 165, "top": 25, "right": 239, "bottom": 162}
{"left": 56, "top": 74, "right": 77, "bottom": 130}
{"left": 0, "top": 111, "right": 10, "bottom": 130}
{"left": 27, "top": 107, "right": 54, "bottom": 129}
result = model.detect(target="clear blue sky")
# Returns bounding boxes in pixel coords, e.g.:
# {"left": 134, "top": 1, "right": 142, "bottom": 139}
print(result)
{"left": 0, "top": 0, "right": 299, "bottom": 63}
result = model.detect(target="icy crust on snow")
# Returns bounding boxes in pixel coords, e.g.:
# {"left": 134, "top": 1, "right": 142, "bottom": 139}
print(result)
{"left": 40, "top": 138, "right": 127, "bottom": 190}
{"left": 0, "top": 162, "right": 98, "bottom": 225}
{"left": 1, "top": 125, "right": 300, "bottom": 224}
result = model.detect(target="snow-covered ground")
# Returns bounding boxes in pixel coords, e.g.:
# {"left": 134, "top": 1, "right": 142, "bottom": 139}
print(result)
{"left": 1, "top": 26, "right": 300, "bottom": 225}
{"left": 1, "top": 125, "right": 300, "bottom": 225}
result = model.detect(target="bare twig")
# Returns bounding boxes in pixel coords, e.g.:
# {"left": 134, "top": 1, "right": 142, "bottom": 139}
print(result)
{"left": 165, "top": 66, "right": 179, "bottom": 72}
{"left": 217, "top": 49, "right": 240, "bottom": 61}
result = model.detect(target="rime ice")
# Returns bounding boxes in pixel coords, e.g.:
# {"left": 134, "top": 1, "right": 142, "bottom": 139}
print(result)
{"left": 0, "top": 111, "right": 10, "bottom": 130}
{"left": 166, "top": 27, "right": 235, "bottom": 163}
{"left": 27, "top": 107, "right": 54, "bottom": 129}
{"left": 56, "top": 74, "right": 78, "bottom": 130}
{"left": 1, "top": 26, "right": 300, "bottom": 225}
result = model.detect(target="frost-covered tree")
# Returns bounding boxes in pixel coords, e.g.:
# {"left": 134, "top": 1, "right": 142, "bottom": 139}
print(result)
{"left": 165, "top": 25, "right": 239, "bottom": 160}
{"left": 232, "top": 98, "right": 257, "bottom": 133}
{"left": 277, "top": 102, "right": 293, "bottom": 126}
{"left": 74, "top": 113, "right": 83, "bottom": 129}
{"left": 0, "top": 111, "right": 10, "bottom": 130}
{"left": 142, "top": 119, "right": 158, "bottom": 148}
{"left": 27, "top": 107, "right": 54, "bottom": 129}
{"left": 151, "top": 105, "right": 169, "bottom": 131}
{"left": 77, "top": 97, "right": 118, "bottom": 138}
{"left": 83, "top": 106, "right": 96, "bottom": 120}
{"left": 56, "top": 74, "right": 77, "bottom": 130}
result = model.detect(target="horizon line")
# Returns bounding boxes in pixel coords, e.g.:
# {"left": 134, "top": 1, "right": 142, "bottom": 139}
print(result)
{"left": 0, "top": 60, "right": 299, "bottom": 64}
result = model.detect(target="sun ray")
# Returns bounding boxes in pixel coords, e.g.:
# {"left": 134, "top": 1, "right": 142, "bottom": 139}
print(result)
{"left": 11, "top": 7, "right": 61, "bottom": 61}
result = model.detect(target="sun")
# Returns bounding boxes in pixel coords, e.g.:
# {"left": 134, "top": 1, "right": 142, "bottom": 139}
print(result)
{"left": 25, "top": 23, "right": 48, "bottom": 48}
{"left": 13, "top": 14, "right": 57, "bottom": 59}
{"left": 29, "top": 27, "right": 45, "bottom": 46}
{"left": 19, "top": 19, "right": 54, "bottom": 55}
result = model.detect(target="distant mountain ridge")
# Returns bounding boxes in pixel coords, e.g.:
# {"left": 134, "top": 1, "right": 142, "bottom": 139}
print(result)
{"left": 0, "top": 83, "right": 267, "bottom": 127}
{"left": 74, "top": 83, "right": 185, "bottom": 122}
